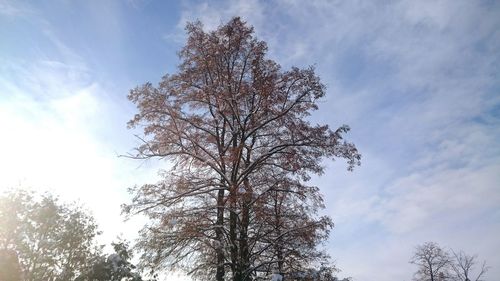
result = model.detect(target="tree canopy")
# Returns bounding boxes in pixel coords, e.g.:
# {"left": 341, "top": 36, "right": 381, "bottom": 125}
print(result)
{"left": 0, "top": 189, "right": 151, "bottom": 281}
{"left": 0, "top": 189, "right": 101, "bottom": 281}
{"left": 125, "top": 17, "right": 360, "bottom": 281}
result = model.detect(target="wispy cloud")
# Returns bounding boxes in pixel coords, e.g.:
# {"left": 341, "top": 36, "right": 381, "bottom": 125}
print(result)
{"left": 175, "top": 1, "right": 500, "bottom": 280}
{"left": 178, "top": 0, "right": 265, "bottom": 30}
{"left": 0, "top": 0, "right": 32, "bottom": 17}
{"left": 1, "top": 1, "right": 498, "bottom": 280}
{"left": 1, "top": 58, "right": 116, "bottom": 237}
{"left": 0, "top": 3, "right": 156, "bottom": 249}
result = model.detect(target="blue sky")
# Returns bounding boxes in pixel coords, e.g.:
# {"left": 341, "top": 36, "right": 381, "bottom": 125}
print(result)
{"left": 1, "top": 1, "right": 499, "bottom": 280}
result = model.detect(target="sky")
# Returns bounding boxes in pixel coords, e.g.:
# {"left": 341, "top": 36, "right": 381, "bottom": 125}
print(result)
{"left": 0, "top": 0, "right": 499, "bottom": 280}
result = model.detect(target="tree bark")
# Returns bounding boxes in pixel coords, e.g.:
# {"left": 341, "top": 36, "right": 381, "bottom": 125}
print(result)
{"left": 239, "top": 178, "right": 251, "bottom": 281}
{"left": 216, "top": 187, "right": 225, "bottom": 281}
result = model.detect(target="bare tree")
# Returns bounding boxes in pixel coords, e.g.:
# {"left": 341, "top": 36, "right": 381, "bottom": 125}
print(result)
{"left": 410, "top": 242, "right": 451, "bottom": 281}
{"left": 410, "top": 242, "right": 490, "bottom": 281}
{"left": 125, "top": 17, "right": 360, "bottom": 281}
{"left": 249, "top": 174, "right": 334, "bottom": 279}
{"left": 450, "top": 250, "right": 489, "bottom": 281}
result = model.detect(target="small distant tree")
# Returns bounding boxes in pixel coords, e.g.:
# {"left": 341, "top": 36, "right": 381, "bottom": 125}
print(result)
{"left": 450, "top": 250, "right": 489, "bottom": 281}
{"left": 410, "top": 242, "right": 489, "bottom": 281}
{"left": 410, "top": 242, "right": 451, "bottom": 281}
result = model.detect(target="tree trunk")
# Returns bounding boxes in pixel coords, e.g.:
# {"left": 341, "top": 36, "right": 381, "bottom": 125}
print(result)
{"left": 239, "top": 178, "right": 251, "bottom": 281}
{"left": 229, "top": 186, "right": 240, "bottom": 281}
{"left": 216, "top": 187, "right": 226, "bottom": 281}
{"left": 274, "top": 191, "right": 284, "bottom": 275}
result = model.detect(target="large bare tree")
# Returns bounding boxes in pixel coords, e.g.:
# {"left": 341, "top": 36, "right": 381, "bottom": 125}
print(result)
{"left": 125, "top": 17, "right": 360, "bottom": 281}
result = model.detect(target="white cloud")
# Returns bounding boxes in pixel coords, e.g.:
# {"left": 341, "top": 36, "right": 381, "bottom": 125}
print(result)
{"left": 1, "top": 61, "right": 108, "bottom": 232}
{"left": 175, "top": 1, "right": 500, "bottom": 280}
{"left": 2, "top": 1, "right": 498, "bottom": 280}
{"left": 178, "top": 0, "right": 265, "bottom": 31}
{"left": 0, "top": 0, "right": 32, "bottom": 17}
{"left": 163, "top": 0, "right": 267, "bottom": 46}
{"left": 0, "top": 14, "right": 188, "bottom": 277}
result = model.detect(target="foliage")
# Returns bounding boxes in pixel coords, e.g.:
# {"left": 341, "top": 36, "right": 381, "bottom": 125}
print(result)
{"left": 76, "top": 240, "right": 156, "bottom": 281}
{"left": 0, "top": 189, "right": 102, "bottom": 281}
{"left": 0, "top": 249, "right": 23, "bottom": 281}
{"left": 125, "top": 17, "right": 360, "bottom": 281}
{"left": 286, "top": 265, "right": 343, "bottom": 281}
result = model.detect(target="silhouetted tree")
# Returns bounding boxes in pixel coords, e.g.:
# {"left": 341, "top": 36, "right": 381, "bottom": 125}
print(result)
{"left": 410, "top": 242, "right": 451, "bottom": 281}
{"left": 410, "top": 242, "right": 490, "bottom": 281}
{"left": 450, "top": 250, "right": 488, "bottom": 281}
